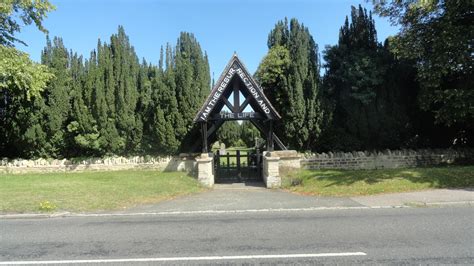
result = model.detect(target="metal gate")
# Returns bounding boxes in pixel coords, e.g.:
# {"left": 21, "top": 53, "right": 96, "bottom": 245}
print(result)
{"left": 214, "top": 149, "right": 262, "bottom": 183}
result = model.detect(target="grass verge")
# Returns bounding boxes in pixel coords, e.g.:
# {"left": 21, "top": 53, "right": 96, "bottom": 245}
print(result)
{"left": 0, "top": 170, "right": 204, "bottom": 213}
{"left": 282, "top": 165, "right": 474, "bottom": 197}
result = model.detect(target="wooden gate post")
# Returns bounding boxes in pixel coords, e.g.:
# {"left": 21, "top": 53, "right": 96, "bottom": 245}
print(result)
{"left": 201, "top": 122, "right": 208, "bottom": 153}
{"left": 236, "top": 150, "right": 241, "bottom": 181}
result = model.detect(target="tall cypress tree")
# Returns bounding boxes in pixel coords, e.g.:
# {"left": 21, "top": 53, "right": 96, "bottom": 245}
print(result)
{"left": 173, "top": 32, "right": 211, "bottom": 152}
{"left": 136, "top": 59, "right": 153, "bottom": 152}
{"left": 40, "top": 36, "right": 71, "bottom": 157}
{"left": 110, "top": 26, "right": 141, "bottom": 152}
{"left": 174, "top": 32, "right": 210, "bottom": 133}
{"left": 66, "top": 51, "right": 100, "bottom": 156}
{"left": 1, "top": 26, "right": 214, "bottom": 158}
{"left": 320, "top": 5, "right": 414, "bottom": 151}
{"left": 257, "top": 18, "right": 322, "bottom": 150}
{"left": 92, "top": 40, "right": 123, "bottom": 154}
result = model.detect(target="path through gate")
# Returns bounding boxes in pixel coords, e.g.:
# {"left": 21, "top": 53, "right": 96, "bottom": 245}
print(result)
{"left": 214, "top": 149, "right": 262, "bottom": 183}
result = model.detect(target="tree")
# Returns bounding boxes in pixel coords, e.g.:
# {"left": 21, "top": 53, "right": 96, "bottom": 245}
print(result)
{"left": 0, "top": 0, "right": 55, "bottom": 157}
{"left": 240, "top": 121, "right": 262, "bottom": 148}
{"left": 173, "top": 32, "right": 211, "bottom": 152}
{"left": 372, "top": 0, "right": 474, "bottom": 129}
{"left": 39, "top": 36, "right": 71, "bottom": 157}
{"left": 320, "top": 5, "right": 414, "bottom": 151}
{"left": 148, "top": 62, "right": 181, "bottom": 154}
{"left": 256, "top": 18, "right": 322, "bottom": 150}
{"left": 0, "top": 46, "right": 53, "bottom": 99}
{"left": 109, "top": 26, "right": 142, "bottom": 152}
{"left": 174, "top": 32, "right": 210, "bottom": 134}
{"left": 66, "top": 51, "right": 101, "bottom": 156}
{"left": 216, "top": 121, "right": 241, "bottom": 148}
{"left": 0, "top": 0, "right": 55, "bottom": 46}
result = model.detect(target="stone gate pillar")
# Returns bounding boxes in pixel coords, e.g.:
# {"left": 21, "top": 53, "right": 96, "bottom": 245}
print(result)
{"left": 263, "top": 153, "right": 281, "bottom": 188}
{"left": 196, "top": 153, "right": 214, "bottom": 187}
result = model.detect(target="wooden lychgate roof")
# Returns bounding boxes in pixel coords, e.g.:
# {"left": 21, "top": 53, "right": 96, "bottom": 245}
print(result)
{"left": 194, "top": 54, "right": 281, "bottom": 123}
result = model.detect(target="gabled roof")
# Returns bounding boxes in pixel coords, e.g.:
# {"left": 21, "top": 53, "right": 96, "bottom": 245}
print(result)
{"left": 194, "top": 54, "right": 281, "bottom": 123}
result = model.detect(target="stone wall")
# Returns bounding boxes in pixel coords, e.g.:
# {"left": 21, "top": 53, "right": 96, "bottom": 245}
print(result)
{"left": 0, "top": 154, "right": 199, "bottom": 174}
{"left": 301, "top": 149, "right": 474, "bottom": 170}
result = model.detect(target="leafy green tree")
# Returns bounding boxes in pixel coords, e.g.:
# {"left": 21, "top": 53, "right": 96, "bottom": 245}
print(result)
{"left": 0, "top": 46, "right": 53, "bottom": 99}
{"left": 372, "top": 0, "right": 474, "bottom": 128}
{"left": 0, "top": 0, "right": 54, "bottom": 157}
{"left": 256, "top": 18, "right": 322, "bottom": 150}
{"left": 0, "top": 0, "right": 55, "bottom": 46}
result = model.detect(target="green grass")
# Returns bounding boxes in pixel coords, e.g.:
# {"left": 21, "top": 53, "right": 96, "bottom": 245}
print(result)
{"left": 282, "top": 165, "right": 474, "bottom": 197}
{"left": 0, "top": 170, "right": 204, "bottom": 213}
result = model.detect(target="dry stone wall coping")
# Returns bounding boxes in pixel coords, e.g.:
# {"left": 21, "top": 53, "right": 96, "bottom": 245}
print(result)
{"left": 301, "top": 148, "right": 474, "bottom": 170}
{"left": 0, "top": 155, "right": 200, "bottom": 174}
{"left": 267, "top": 150, "right": 300, "bottom": 159}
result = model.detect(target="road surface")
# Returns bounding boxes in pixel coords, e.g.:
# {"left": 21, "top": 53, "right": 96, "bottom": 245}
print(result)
{"left": 1, "top": 206, "right": 473, "bottom": 264}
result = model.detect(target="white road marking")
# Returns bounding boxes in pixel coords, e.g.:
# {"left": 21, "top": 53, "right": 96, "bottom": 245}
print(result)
{"left": 0, "top": 252, "right": 367, "bottom": 264}
{"left": 0, "top": 206, "right": 411, "bottom": 219}
{"left": 76, "top": 205, "right": 408, "bottom": 216}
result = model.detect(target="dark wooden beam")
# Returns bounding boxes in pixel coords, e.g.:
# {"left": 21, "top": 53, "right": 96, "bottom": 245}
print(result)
{"left": 206, "top": 120, "right": 225, "bottom": 138}
{"left": 210, "top": 112, "right": 264, "bottom": 121}
{"left": 222, "top": 97, "right": 233, "bottom": 111}
{"left": 271, "top": 132, "right": 287, "bottom": 150}
{"left": 238, "top": 96, "right": 252, "bottom": 112}
{"left": 249, "top": 120, "right": 287, "bottom": 150}
{"left": 233, "top": 79, "right": 240, "bottom": 113}
{"left": 266, "top": 120, "right": 274, "bottom": 151}
{"left": 201, "top": 122, "right": 208, "bottom": 153}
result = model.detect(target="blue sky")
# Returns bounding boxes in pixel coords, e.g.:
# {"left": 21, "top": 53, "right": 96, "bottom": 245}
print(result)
{"left": 17, "top": 0, "right": 398, "bottom": 77}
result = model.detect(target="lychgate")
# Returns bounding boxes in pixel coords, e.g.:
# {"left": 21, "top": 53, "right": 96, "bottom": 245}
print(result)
{"left": 193, "top": 54, "right": 286, "bottom": 186}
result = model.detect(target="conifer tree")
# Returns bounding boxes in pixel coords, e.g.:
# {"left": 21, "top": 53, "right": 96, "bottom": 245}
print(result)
{"left": 217, "top": 121, "right": 241, "bottom": 148}
{"left": 174, "top": 32, "right": 210, "bottom": 132}
{"left": 240, "top": 121, "right": 262, "bottom": 147}
{"left": 320, "top": 5, "right": 414, "bottom": 151}
{"left": 40, "top": 36, "right": 71, "bottom": 157}
{"left": 257, "top": 18, "right": 322, "bottom": 150}
{"left": 93, "top": 40, "right": 123, "bottom": 154}
{"left": 67, "top": 52, "right": 100, "bottom": 156}
{"left": 110, "top": 26, "right": 141, "bottom": 152}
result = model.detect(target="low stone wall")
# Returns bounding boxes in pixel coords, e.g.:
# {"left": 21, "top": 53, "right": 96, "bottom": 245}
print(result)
{"left": 0, "top": 154, "right": 199, "bottom": 174}
{"left": 301, "top": 149, "right": 474, "bottom": 170}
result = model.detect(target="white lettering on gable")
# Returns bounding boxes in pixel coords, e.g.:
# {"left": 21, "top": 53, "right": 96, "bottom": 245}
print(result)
{"left": 236, "top": 68, "right": 270, "bottom": 114}
{"left": 200, "top": 67, "right": 236, "bottom": 121}
{"left": 199, "top": 66, "right": 273, "bottom": 121}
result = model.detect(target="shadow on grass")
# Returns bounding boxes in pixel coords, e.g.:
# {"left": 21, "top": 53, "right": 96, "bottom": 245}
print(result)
{"left": 299, "top": 165, "right": 474, "bottom": 189}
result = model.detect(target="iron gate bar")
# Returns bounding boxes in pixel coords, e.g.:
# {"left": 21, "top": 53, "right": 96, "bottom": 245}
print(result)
{"left": 214, "top": 149, "right": 262, "bottom": 183}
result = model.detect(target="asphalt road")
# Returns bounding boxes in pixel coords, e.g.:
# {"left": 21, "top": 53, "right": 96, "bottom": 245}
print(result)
{"left": 1, "top": 207, "right": 473, "bottom": 264}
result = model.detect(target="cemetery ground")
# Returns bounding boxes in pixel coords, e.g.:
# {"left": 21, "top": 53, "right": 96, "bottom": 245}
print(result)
{"left": 0, "top": 165, "right": 473, "bottom": 214}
